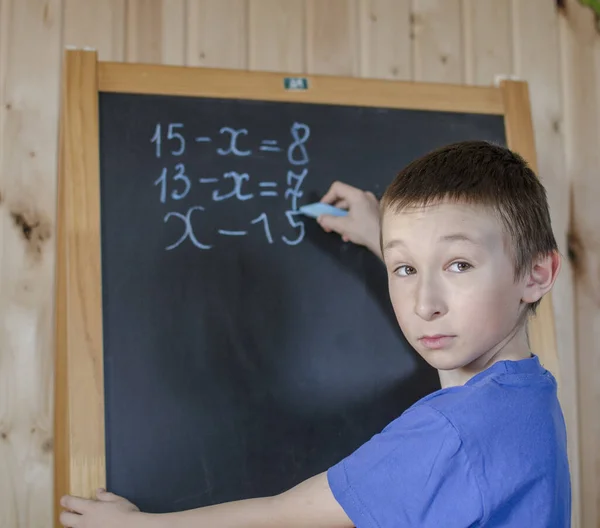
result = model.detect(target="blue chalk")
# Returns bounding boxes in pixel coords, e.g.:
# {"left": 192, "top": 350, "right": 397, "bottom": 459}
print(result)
{"left": 298, "top": 202, "right": 348, "bottom": 219}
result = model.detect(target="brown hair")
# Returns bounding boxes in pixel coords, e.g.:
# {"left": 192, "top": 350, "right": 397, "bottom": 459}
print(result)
{"left": 380, "top": 140, "right": 558, "bottom": 313}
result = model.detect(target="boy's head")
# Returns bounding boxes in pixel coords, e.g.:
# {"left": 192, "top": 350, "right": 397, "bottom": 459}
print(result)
{"left": 380, "top": 140, "right": 560, "bottom": 371}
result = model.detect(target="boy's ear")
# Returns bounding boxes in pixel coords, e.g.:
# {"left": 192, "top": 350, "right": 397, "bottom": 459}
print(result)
{"left": 521, "top": 250, "right": 562, "bottom": 304}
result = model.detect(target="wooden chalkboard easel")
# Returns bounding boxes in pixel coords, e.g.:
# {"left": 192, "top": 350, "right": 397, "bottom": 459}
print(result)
{"left": 53, "top": 48, "right": 559, "bottom": 526}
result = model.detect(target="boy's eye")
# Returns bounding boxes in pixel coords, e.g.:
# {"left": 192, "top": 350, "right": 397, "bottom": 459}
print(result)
{"left": 395, "top": 265, "right": 417, "bottom": 276}
{"left": 448, "top": 261, "right": 472, "bottom": 272}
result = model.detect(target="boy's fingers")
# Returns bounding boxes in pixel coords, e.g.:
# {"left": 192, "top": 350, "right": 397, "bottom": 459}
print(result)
{"left": 318, "top": 214, "right": 348, "bottom": 236}
{"left": 332, "top": 199, "right": 349, "bottom": 210}
{"left": 59, "top": 510, "right": 81, "bottom": 527}
{"left": 96, "top": 488, "right": 108, "bottom": 500}
{"left": 60, "top": 495, "right": 92, "bottom": 513}
{"left": 97, "top": 489, "right": 119, "bottom": 501}
{"left": 320, "top": 181, "right": 360, "bottom": 205}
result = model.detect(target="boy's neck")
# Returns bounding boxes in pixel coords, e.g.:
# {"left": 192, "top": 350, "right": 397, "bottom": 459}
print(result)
{"left": 437, "top": 325, "right": 532, "bottom": 389}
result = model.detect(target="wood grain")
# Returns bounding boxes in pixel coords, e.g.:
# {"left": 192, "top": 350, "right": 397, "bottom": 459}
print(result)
{"left": 161, "top": 0, "right": 186, "bottom": 65}
{"left": 53, "top": 61, "right": 69, "bottom": 528}
{"left": 412, "top": 0, "right": 464, "bottom": 83}
{"left": 462, "top": 0, "right": 511, "bottom": 85}
{"left": 500, "top": 80, "right": 560, "bottom": 383}
{"left": 63, "top": 0, "right": 126, "bottom": 61}
{"left": 0, "top": 1, "right": 62, "bottom": 527}
{"left": 57, "top": 49, "right": 106, "bottom": 506}
{"left": 512, "top": 1, "right": 580, "bottom": 525}
{"left": 248, "top": 0, "right": 304, "bottom": 73}
{"left": 126, "top": 0, "right": 186, "bottom": 65}
{"left": 126, "top": 0, "right": 163, "bottom": 63}
{"left": 186, "top": 0, "right": 248, "bottom": 68}
{"left": 0, "top": 1, "right": 595, "bottom": 526}
{"left": 558, "top": 1, "right": 600, "bottom": 526}
{"left": 98, "top": 61, "right": 504, "bottom": 114}
{"left": 358, "top": 0, "right": 412, "bottom": 80}
{"left": 306, "top": 0, "right": 359, "bottom": 76}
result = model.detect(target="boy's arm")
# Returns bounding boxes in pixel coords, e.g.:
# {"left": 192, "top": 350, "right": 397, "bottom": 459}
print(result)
{"left": 60, "top": 472, "right": 354, "bottom": 528}
{"left": 317, "top": 181, "right": 382, "bottom": 260}
{"left": 154, "top": 472, "right": 353, "bottom": 528}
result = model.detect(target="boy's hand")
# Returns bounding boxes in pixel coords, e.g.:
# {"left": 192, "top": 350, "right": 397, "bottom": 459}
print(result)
{"left": 318, "top": 181, "right": 382, "bottom": 259}
{"left": 58, "top": 472, "right": 352, "bottom": 528}
{"left": 59, "top": 488, "right": 143, "bottom": 528}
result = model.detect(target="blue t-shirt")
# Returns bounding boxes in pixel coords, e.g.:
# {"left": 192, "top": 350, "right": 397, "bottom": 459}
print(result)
{"left": 327, "top": 355, "right": 571, "bottom": 527}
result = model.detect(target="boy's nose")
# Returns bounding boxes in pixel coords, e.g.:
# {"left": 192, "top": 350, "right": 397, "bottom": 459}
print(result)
{"left": 414, "top": 278, "right": 447, "bottom": 321}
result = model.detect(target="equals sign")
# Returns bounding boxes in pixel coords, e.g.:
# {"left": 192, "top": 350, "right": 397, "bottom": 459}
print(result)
{"left": 259, "top": 182, "right": 278, "bottom": 197}
{"left": 259, "top": 140, "right": 281, "bottom": 152}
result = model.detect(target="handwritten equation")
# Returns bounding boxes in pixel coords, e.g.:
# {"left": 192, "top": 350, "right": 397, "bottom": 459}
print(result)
{"left": 150, "top": 122, "right": 311, "bottom": 251}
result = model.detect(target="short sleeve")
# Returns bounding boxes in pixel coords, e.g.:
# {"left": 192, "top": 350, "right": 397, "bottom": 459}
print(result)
{"left": 327, "top": 404, "right": 483, "bottom": 528}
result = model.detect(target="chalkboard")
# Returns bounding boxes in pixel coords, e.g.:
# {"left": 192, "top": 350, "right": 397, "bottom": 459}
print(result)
{"left": 97, "top": 92, "right": 506, "bottom": 513}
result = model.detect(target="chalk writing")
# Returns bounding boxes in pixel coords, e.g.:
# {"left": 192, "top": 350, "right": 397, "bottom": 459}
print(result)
{"left": 151, "top": 123, "right": 186, "bottom": 158}
{"left": 251, "top": 213, "right": 273, "bottom": 244}
{"left": 287, "top": 122, "right": 310, "bottom": 165}
{"left": 284, "top": 169, "right": 307, "bottom": 211}
{"left": 282, "top": 211, "right": 304, "bottom": 246}
{"left": 258, "top": 182, "right": 278, "bottom": 197}
{"left": 164, "top": 206, "right": 212, "bottom": 250}
{"left": 154, "top": 164, "right": 191, "bottom": 203}
{"left": 281, "top": 168, "right": 307, "bottom": 246}
{"left": 150, "top": 121, "right": 311, "bottom": 249}
{"left": 212, "top": 172, "right": 254, "bottom": 202}
{"left": 259, "top": 140, "right": 281, "bottom": 152}
{"left": 217, "top": 127, "right": 251, "bottom": 157}
{"left": 218, "top": 229, "right": 247, "bottom": 236}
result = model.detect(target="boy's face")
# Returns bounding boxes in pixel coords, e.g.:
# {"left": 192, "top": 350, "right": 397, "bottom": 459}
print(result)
{"left": 381, "top": 201, "right": 529, "bottom": 372}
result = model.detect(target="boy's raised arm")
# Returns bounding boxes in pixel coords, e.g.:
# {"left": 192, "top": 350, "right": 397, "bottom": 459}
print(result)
{"left": 59, "top": 472, "right": 354, "bottom": 528}
{"left": 317, "top": 181, "right": 382, "bottom": 260}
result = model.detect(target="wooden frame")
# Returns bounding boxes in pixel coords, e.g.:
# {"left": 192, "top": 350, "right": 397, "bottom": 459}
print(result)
{"left": 54, "top": 48, "right": 559, "bottom": 524}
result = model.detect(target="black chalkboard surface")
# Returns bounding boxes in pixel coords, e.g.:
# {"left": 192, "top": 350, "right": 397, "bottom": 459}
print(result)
{"left": 98, "top": 92, "right": 506, "bottom": 513}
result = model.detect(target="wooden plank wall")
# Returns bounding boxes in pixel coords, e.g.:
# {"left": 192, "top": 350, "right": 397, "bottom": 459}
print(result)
{"left": 0, "top": 0, "right": 596, "bottom": 526}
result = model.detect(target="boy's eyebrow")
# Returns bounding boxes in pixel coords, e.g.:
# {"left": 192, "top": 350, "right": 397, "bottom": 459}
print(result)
{"left": 382, "top": 239, "right": 406, "bottom": 252}
{"left": 439, "top": 233, "right": 484, "bottom": 245}
{"left": 383, "top": 233, "right": 483, "bottom": 252}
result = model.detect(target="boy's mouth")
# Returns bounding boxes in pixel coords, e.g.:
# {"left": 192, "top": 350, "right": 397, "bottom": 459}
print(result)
{"left": 418, "top": 335, "right": 456, "bottom": 350}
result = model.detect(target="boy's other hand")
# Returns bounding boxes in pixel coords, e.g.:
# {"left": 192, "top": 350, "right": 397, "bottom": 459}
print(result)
{"left": 318, "top": 181, "right": 382, "bottom": 259}
{"left": 59, "top": 488, "right": 142, "bottom": 528}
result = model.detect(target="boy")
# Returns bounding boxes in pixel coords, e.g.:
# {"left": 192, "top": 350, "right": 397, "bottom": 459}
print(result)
{"left": 60, "top": 140, "right": 570, "bottom": 527}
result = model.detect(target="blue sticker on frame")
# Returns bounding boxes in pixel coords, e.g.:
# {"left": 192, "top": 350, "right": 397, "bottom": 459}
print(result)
{"left": 284, "top": 77, "right": 309, "bottom": 91}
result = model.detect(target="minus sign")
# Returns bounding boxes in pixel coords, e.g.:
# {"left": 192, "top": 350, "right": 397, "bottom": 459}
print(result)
{"left": 259, "top": 146, "right": 282, "bottom": 152}
{"left": 195, "top": 137, "right": 212, "bottom": 142}
{"left": 218, "top": 230, "right": 248, "bottom": 236}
